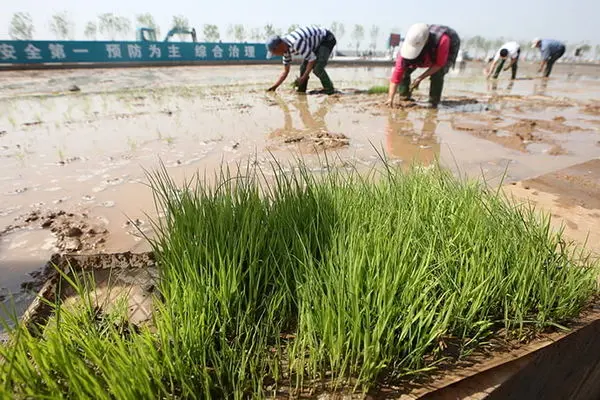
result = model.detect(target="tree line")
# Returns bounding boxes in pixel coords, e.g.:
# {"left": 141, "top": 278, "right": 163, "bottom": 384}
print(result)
{"left": 7, "top": 13, "right": 380, "bottom": 51}
{"left": 6, "top": 12, "right": 600, "bottom": 58}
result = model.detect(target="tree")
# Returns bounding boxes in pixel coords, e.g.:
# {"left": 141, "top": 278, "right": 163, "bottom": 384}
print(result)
{"left": 227, "top": 24, "right": 246, "bottom": 42}
{"left": 330, "top": 21, "right": 345, "bottom": 42}
{"left": 84, "top": 22, "right": 97, "bottom": 40}
{"left": 467, "top": 35, "right": 485, "bottom": 58}
{"left": 49, "top": 12, "right": 75, "bottom": 40}
{"left": 98, "top": 13, "right": 131, "bottom": 40}
{"left": 203, "top": 24, "right": 220, "bottom": 42}
{"left": 249, "top": 28, "right": 262, "bottom": 42}
{"left": 493, "top": 38, "right": 504, "bottom": 52}
{"left": 9, "top": 12, "right": 34, "bottom": 40}
{"left": 518, "top": 41, "right": 530, "bottom": 60}
{"left": 369, "top": 25, "right": 379, "bottom": 51}
{"left": 482, "top": 39, "right": 493, "bottom": 59}
{"left": 352, "top": 24, "right": 365, "bottom": 54}
{"left": 171, "top": 15, "right": 190, "bottom": 41}
{"left": 137, "top": 13, "right": 160, "bottom": 38}
{"left": 264, "top": 24, "right": 280, "bottom": 39}
{"left": 287, "top": 24, "right": 299, "bottom": 34}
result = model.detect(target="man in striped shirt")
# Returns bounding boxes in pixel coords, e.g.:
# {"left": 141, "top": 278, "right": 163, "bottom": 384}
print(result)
{"left": 266, "top": 25, "right": 337, "bottom": 94}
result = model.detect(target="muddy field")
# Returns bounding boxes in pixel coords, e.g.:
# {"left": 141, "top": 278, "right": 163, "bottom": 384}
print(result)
{"left": 1, "top": 62, "right": 600, "bottom": 321}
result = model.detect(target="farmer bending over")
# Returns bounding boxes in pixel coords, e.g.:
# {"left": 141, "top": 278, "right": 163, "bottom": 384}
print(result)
{"left": 386, "top": 23, "right": 460, "bottom": 108}
{"left": 487, "top": 41, "right": 521, "bottom": 80}
{"left": 531, "top": 38, "right": 566, "bottom": 78}
{"left": 266, "top": 25, "right": 337, "bottom": 95}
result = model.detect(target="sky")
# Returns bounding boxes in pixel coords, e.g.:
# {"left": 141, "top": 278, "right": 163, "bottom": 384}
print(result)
{"left": 0, "top": 0, "right": 598, "bottom": 47}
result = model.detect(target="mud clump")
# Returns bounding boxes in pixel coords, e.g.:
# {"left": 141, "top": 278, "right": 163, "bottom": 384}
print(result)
{"left": 1, "top": 209, "right": 109, "bottom": 254}
{"left": 505, "top": 118, "right": 579, "bottom": 135}
{"left": 284, "top": 132, "right": 350, "bottom": 151}
{"left": 548, "top": 145, "right": 568, "bottom": 156}
{"left": 451, "top": 115, "right": 577, "bottom": 153}
{"left": 582, "top": 103, "right": 600, "bottom": 116}
{"left": 451, "top": 119, "right": 539, "bottom": 153}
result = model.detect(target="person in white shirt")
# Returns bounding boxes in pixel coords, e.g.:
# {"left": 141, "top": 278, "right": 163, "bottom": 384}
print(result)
{"left": 486, "top": 41, "right": 521, "bottom": 80}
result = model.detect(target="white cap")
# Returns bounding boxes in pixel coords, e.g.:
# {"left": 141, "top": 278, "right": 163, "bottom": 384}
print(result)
{"left": 531, "top": 38, "right": 541, "bottom": 48}
{"left": 401, "top": 23, "right": 430, "bottom": 60}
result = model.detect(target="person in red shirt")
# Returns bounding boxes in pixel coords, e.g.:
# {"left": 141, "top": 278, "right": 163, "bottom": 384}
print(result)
{"left": 386, "top": 23, "right": 461, "bottom": 108}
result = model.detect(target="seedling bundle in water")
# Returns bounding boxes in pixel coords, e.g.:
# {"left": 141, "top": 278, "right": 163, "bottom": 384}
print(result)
{"left": 1, "top": 159, "right": 597, "bottom": 398}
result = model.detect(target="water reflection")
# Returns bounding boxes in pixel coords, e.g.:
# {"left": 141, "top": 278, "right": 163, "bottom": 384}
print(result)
{"left": 486, "top": 80, "right": 515, "bottom": 94}
{"left": 533, "top": 79, "right": 549, "bottom": 96}
{"left": 385, "top": 109, "right": 440, "bottom": 165}
{"left": 267, "top": 94, "right": 329, "bottom": 138}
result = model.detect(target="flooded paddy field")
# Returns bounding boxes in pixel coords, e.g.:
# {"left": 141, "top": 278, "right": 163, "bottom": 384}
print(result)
{"left": 1, "top": 62, "right": 600, "bottom": 319}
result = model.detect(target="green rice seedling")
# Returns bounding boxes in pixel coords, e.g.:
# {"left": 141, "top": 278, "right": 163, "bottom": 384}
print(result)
{"left": 367, "top": 85, "right": 389, "bottom": 94}
{"left": 0, "top": 158, "right": 597, "bottom": 399}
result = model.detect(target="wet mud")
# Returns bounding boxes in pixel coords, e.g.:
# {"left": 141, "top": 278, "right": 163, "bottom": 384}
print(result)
{"left": 505, "top": 159, "right": 600, "bottom": 256}
{"left": 582, "top": 102, "right": 600, "bottom": 116}
{"left": 1, "top": 209, "right": 109, "bottom": 254}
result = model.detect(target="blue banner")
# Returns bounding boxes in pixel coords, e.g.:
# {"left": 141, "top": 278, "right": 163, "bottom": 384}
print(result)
{"left": 0, "top": 40, "right": 268, "bottom": 64}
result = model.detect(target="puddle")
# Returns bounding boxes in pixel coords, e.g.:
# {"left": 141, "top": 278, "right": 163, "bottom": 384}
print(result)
{"left": 0, "top": 229, "right": 54, "bottom": 328}
{"left": 1, "top": 64, "right": 600, "bottom": 305}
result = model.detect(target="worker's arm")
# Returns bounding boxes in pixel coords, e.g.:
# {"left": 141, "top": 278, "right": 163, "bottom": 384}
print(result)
{"left": 538, "top": 45, "right": 549, "bottom": 74}
{"left": 412, "top": 66, "right": 443, "bottom": 90}
{"left": 386, "top": 54, "right": 405, "bottom": 107}
{"left": 386, "top": 82, "right": 400, "bottom": 107}
{"left": 297, "top": 59, "right": 316, "bottom": 85}
{"left": 487, "top": 60, "right": 499, "bottom": 78}
{"left": 411, "top": 34, "right": 449, "bottom": 90}
{"left": 267, "top": 64, "right": 291, "bottom": 91}
{"left": 538, "top": 60, "right": 546, "bottom": 74}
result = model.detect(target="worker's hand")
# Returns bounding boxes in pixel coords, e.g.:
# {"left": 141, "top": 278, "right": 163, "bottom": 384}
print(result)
{"left": 384, "top": 97, "right": 394, "bottom": 108}
{"left": 294, "top": 76, "right": 307, "bottom": 87}
{"left": 266, "top": 85, "right": 278, "bottom": 92}
{"left": 410, "top": 78, "right": 422, "bottom": 91}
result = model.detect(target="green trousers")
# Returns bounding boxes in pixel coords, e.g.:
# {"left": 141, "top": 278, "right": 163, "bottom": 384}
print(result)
{"left": 297, "top": 34, "right": 336, "bottom": 94}
{"left": 397, "top": 68, "right": 445, "bottom": 106}
{"left": 493, "top": 58, "right": 518, "bottom": 80}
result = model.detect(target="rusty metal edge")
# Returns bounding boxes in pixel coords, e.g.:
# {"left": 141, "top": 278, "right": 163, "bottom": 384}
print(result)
{"left": 403, "top": 304, "right": 600, "bottom": 399}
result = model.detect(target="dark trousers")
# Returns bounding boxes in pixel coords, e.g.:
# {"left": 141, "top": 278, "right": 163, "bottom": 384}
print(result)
{"left": 398, "top": 68, "right": 445, "bottom": 106}
{"left": 493, "top": 51, "right": 520, "bottom": 80}
{"left": 298, "top": 31, "right": 336, "bottom": 93}
{"left": 544, "top": 46, "right": 566, "bottom": 77}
